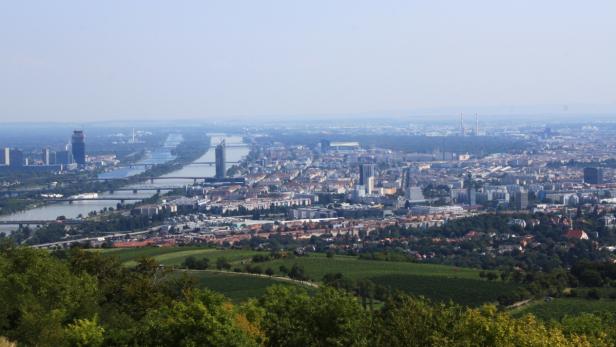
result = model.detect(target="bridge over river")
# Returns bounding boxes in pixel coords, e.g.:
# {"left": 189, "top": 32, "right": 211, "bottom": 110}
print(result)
{"left": 43, "top": 197, "right": 145, "bottom": 203}
{"left": 121, "top": 160, "right": 239, "bottom": 168}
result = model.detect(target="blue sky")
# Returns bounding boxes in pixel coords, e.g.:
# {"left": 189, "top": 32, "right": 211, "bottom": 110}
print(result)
{"left": 0, "top": 0, "right": 614, "bottom": 121}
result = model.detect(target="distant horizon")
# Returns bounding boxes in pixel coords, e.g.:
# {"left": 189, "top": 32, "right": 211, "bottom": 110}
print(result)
{"left": 2, "top": 104, "right": 616, "bottom": 125}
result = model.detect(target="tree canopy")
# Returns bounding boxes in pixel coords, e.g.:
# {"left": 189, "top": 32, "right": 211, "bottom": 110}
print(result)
{"left": 0, "top": 242, "right": 614, "bottom": 346}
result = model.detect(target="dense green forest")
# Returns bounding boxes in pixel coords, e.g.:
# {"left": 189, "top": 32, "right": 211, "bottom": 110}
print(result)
{"left": 1, "top": 242, "right": 615, "bottom": 346}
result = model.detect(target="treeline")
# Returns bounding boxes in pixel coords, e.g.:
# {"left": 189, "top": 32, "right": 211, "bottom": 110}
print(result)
{"left": 322, "top": 272, "right": 391, "bottom": 309}
{"left": 181, "top": 253, "right": 308, "bottom": 280}
{"left": 571, "top": 261, "right": 616, "bottom": 289}
{"left": 359, "top": 212, "right": 614, "bottom": 272}
{"left": 493, "top": 260, "right": 616, "bottom": 305}
{"left": 0, "top": 198, "right": 31, "bottom": 218}
{"left": 182, "top": 255, "right": 231, "bottom": 271}
{"left": 1, "top": 242, "right": 615, "bottom": 346}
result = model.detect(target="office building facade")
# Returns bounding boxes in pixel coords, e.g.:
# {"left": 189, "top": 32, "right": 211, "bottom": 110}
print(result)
{"left": 9, "top": 149, "right": 24, "bottom": 167}
{"left": 583, "top": 167, "right": 603, "bottom": 185}
{"left": 515, "top": 191, "right": 529, "bottom": 210}
{"left": 406, "top": 186, "right": 426, "bottom": 202}
{"left": 55, "top": 150, "right": 73, "bottom": 165}
{"left": 1, "top": 148, "right": 9, "bottom": 165}
{"left": 42, "top": 148, "right": 51, "bottom": 165}
{"left": 71, "top": 130, "right": 86, "bottom": 165}
{"left": 215, "top": 140, "right": 226, "bottom": 179}
{"left": 359, "top": 163, "right": 376, "bottom": 194}
{"left": 359, "top": 164, "right": 375, "bottom": 185}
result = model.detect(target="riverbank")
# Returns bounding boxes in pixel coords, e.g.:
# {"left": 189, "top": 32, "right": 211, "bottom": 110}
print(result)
{"left": 0, "top": 133, "right": 210, "bottom": 218}
{"left": 0, "top": 134, "right": 248, "bottom": 238}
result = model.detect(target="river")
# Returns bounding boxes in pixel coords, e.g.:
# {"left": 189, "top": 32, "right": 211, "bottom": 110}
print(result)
{"left": 0, "top": 134, "right": 248, "bottom": 235}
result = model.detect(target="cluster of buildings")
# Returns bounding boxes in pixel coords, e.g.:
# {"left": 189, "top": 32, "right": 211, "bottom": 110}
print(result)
{"left": 27, "top": 120, "right": 616, "bottom": 256}
{"left": 111, "top": 208, "right": 475, "bottom": 248}
{"left": 144, "top": 125, "right": 616, "bottom": 223}
{"left": 0, "top": 130, "right": 86, "bottom": 170}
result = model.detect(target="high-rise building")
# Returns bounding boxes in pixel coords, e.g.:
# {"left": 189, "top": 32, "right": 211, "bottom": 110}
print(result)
{"left": 402, "top": 167, "right": 413, "bottom": 190}
{"left": 359, "top": 164, "right": 375, "bottom": 186}
{"left": 583, "top": 167, "right": 603, "bottom": 185}
{"left": 1, "top": 148, "right": 9, "bottom": 165}
{"left": 359, "top": 164, "right": 375, "bottom": 194}
{"left": 215, "top": 140, "right": 226, "bottom": 179}
{"left": 42, "top": 148, "right": 51, "bottom": 165}
{"left": 55, "top": 150, "right": 73, "bottom": 165}
{"left": 320, "top": 140, "right": 331, "bottom": 152}
{"left": 468, "top": 187, "right": 477, "bottom": 205}
{"left": 515, "top": 191, "right": 529, "bottom": 210}
{"left": 464, "top": 173, "right": 476, "bottom": 205}
{"left": 9, "top": 149, "right": 24, "bottom": 167}
{"left": 406, "top": 186, "right": 426, "bottom": 202}
{"left": 366, "top": 176, "right": 375, "bottom": 194}
{"left": 71, "top": 130, "right": 86, "bottom": 165}
{"left": 402, "top": 167, "right": 425, "bottom": 200}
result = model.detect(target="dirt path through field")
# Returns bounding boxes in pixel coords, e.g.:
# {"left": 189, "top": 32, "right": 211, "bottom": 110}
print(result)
{"left": 177, "top": 268, "right": 320, "bottom": 288}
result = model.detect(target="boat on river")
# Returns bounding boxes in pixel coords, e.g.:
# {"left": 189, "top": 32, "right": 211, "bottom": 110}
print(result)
{"left": 69, "top": 193, "right": 99, "bottom": 199}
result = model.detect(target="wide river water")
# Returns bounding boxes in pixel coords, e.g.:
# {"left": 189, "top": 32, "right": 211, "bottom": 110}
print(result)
{"left": 0, "top": 134, "right": 248, "bottom": 234}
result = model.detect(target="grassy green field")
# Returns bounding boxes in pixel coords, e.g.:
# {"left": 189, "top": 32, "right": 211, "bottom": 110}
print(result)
{"left": 179, "top": 271, "right": 299, "bottom": 302}
{"left": 95, "top": 247, "right": 516, "bottom": 306}
{"left": 95, "top": 247, "right": 298, "bottom": 301}
{"left": 254, "top": 253, "right": 516, "bottom": 306}
{"left": 368, "top": 274, "right": 514, "bottom": 306}
{"left": 512, "top": 298, "right": 616, "bottom": 321}
{"left": 256, "top": 253, "right": 481, "bottom": 280}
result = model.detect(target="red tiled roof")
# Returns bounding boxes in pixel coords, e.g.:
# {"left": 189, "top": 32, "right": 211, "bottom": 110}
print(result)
{"left": 564, "top": 229, "right": 588, "bottom": 239}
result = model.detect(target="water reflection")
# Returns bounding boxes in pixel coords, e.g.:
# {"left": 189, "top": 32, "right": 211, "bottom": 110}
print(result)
{"left": 98, "top": 133, "right": 182, "bottom": 179}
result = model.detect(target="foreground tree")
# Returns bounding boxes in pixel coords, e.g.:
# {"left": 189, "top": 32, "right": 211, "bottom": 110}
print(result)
{"left": 64, "top": 318, "right": 105, "bottom": 347}
{"left": 0, "top": 242, "right": 98, "bottom": 346}
{"left": 0, "top": 243, "right": 613, "bottom": 346}
{"left": 372, "top": 294, "right": 605, "bottom": 347}
{"left": 136, "top": 289, "right": 261, "bottom": 347}
{"left": 258, "top": 286, "right": 370, "bottom": 347}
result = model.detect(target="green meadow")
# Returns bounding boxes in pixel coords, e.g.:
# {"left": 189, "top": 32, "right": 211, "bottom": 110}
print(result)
{"left": 95, "top": 246, "right": 517, "bottom": 306}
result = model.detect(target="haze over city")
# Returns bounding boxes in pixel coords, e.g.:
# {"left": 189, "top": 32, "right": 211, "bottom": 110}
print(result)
{"left": 1, "top": 0, "right": 615, "bottom": 122}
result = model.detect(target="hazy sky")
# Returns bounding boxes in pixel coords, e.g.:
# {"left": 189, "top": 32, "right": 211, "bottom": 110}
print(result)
{"left": 1, "top": 0, "right": 615, "bottom": 122}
